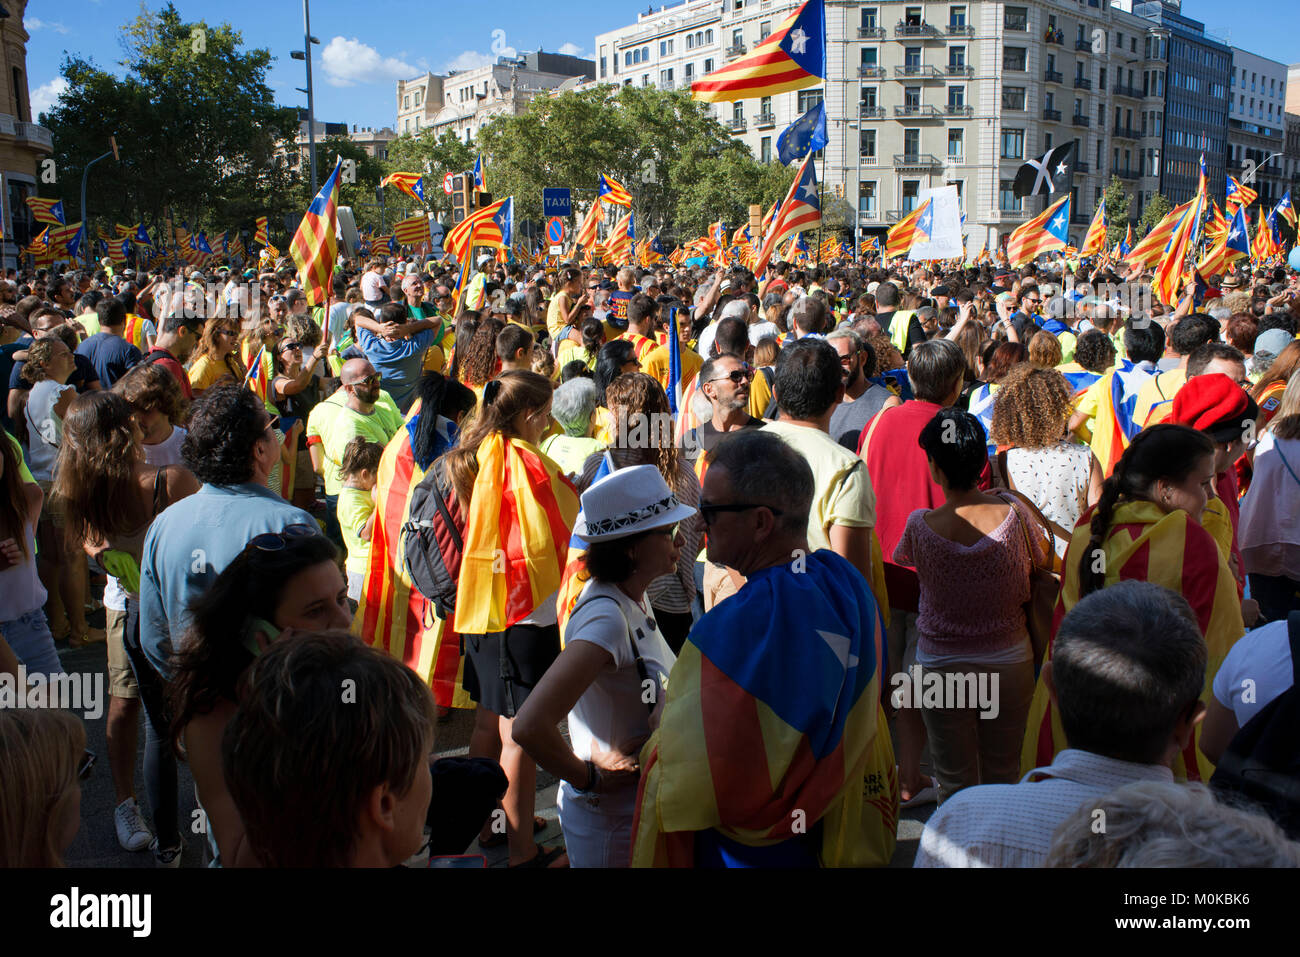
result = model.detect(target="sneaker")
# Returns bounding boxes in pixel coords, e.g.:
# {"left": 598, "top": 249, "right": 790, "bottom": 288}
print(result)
{"left": 150, "top": 837, "right": 184, "bottom": 868}
{"left": 114, "top": 797, "right": 154, "bottom": 852}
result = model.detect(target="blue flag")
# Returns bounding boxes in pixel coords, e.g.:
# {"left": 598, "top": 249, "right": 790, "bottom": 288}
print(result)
{"left": 776, "top": 101, "right": 828, "bottom": 166}
{"left": 667, "top": 305, "right": 682, "bottom": 415}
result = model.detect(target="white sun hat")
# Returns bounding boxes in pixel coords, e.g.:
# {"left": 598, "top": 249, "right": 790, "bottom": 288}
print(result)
{"left": 572, "top": 464, "right": 696, "bottom": 543}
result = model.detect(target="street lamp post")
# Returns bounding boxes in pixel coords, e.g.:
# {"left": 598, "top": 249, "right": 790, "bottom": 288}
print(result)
{"left": 290, "top": 1, "right": 321, "bottom": 196}
{"left": 80, "top": 135, "right": 118, "bottom": 266}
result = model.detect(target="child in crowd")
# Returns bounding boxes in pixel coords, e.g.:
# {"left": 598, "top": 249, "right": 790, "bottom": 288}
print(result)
{"left": 337, "top": 436, "right": 383, "bottom": 602}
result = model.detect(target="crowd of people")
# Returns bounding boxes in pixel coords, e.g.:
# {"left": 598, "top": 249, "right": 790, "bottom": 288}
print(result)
{"left": 2, "top": 245, "right": 1300, "bottom": 869}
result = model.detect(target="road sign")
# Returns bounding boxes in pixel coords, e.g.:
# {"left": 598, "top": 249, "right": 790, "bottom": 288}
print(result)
{"left": 543, "top": 187, "right": 572, "bottom": 217}
{"left": 443, "top": 172, "right": 454, "bottom": 195}
{"left": 546, "top": 217, "right": 565, "bottom": 245}
{"left": 549, "top": 244, "right": 564, "bottom": 255}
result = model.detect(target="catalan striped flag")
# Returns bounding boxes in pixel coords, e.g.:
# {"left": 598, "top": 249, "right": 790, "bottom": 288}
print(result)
{"left": 1152, "top": 189, "right": 1203, "bottom": 306}
{"left": 1006, "top": 194, "right": 1071, "bottom": 266}
{"left": 473, "top": 155, "right": 486, "bottom": 192}
{"left": 640, "top": 233, "right": 666, "bottom": 266}
{"left": 1196, "top": 203, "right": 1250, "bottom": 277}
{"left": 1125, "top": 198, "right": 1196, "bottom": 269}
{"left": 453, "top": 433, "right": 578, "bottom": 636}
{"left": 26, "top": 197, "right": 65, "bottom": 226}
{"left": 754, "top": 154, "right": 820, "bottom": 276}
{"left": 253, "top": 216, "right": 269, "bottom": 246}
{"left": 443, "top": 196, "right": 512, "bottom": 263}
{"left": 1251, "top": 206, "right": 1275, "bottom": 263}
{"left": 290, "top": 157, "right": 343, "bottom": 308}
{"left": 631, "top": 549, "right": 897, "bottom": 867}
{"left": 597, "top": 173, "right": 633, "bottom": 207}
{"left": 380, "top": 171, "right": 426, "bottom": 204}
{"left": 607, "top": 209, "right": 634, "bottom": 265}
{"left": 574, "top": 197, "right": 603, "bottom": 251}
{"left": 1204, "top": 201, "right": 1228, "bottom": 244}
{"left": 229, "top": 234, "right": 245, "bottom": 262}
{"left": 357, "top": 405, "right": 473, "bottom": 708}
{"left": 1021, "top": 500, "right": 1243, "bottom": 783}
{"left": 1273, "top": 190, "right": 1297, "bottom": 236}
{"left": 1225, "top": 173, "right": 1257, "bottom": 212}
{"left": 691, "top": 0, "right": 824, "bottom": 103}
{"left": 393, "top": 213, "right": 431, "bottom": 248}
{"left": 243, "top": 346, "right": 270, "bottom": 402}
{"left": 556, "top": 452, "right": 616, "bottom": 645}
{"left": 884, "top": 199, "right": 933, "bottom": 260}
{"left": 1080, "top": 199, "right": 1108, "bottom": 257}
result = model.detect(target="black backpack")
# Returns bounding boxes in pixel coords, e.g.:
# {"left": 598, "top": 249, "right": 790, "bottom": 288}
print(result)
{"left": 400, "top": 457, "right": 467, "bottom": 619}
{"left": 1210, "top": 612, "right": 1300, "bottom": 838}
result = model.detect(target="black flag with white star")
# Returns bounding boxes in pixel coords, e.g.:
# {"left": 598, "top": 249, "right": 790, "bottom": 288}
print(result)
{"left": 1013, "top": 142, "right": 1077, "bottom": 197}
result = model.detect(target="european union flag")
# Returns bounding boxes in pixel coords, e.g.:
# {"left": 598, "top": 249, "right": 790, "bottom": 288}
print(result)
{"left": 776, "top": 101, "right": 828, "bottom": 166}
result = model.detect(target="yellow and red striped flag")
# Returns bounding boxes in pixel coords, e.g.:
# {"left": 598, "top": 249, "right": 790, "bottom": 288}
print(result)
{"left": 379, "top": 172, "right": 426, "bottom": 205}
{"left": 253, "top": 216, "right": 269, "bottom": 247}
{"left": 606, "top": 209, "right": 634, "bottom": 265}
{"left": 452, "top": 433, "right": 578, "bottom": 636}
{"left": 1152, "top": 191, "right": 1202, "bottom": 306}
{"left": 754, "top": 154, "right": 820, "bottom": 276}
{"left": 290, "top": 158, "right": 342, "bottom": 307}
{"left": 690, "top": 0, "right": 825, "bottom": 103}
{"left": 1225, "top": 174, "right": 1257, "bottom": 212}
{"left": 574, "top": 197, "right": 603, "bottom": 251}
{"left": 444, "top": 196, "right": 512, "bottom": 263}
{"left": 392, "top": 213, "right": 431, "bottom": 248}
{"left": 596, "top": 174, "right": 632, "bottom": 207}
{"left": 1125, "top": 198, "right": 1196, "bottom": 269}
{"left": 1204, "top": 201, "right": 1228, "bottom": 244}
{"left": 1080, "top": 199, "right": 1108, "bottom": 257}
{"left": 25, "top": 197, "right": 65, "bottom": 226}
{"left": 884, "top": 200, "right": 933, "bottom": 260}
{"left": 1006, "top": 195, "right": 1071, "bottom": 266}
{"left": 1251, "top": 206, "right": 1276, "bottom": 263}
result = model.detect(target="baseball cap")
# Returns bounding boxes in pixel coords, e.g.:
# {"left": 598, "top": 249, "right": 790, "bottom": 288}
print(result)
{"left": 1170, "top": 374, "right": 1259, "bottom": 443}
{"left": 1253, "top": 328, "right": 1292, "bottom": 366}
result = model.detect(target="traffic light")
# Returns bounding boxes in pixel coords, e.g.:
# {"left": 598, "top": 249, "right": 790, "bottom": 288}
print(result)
{"left": 451, "top": 174, "right": 470, "bottom": 223}
{"left": 476, "top": 191, "right": 493, "bottom": 210}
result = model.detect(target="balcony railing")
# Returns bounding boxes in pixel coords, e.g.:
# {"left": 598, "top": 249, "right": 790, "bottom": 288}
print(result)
{"left": 892, "top": 153, "right": 943, "bottom": 169}
{"left": 1111, "top": 166, "right": 1139, "bottom": 179}
{"left": 727, "top": 117, "right": 747, "bottom": 133}
{"left": 1073, "top": 76, "right": 1092, "bottom": 90}
{"left": 1045, "top": 32, "right": 1065, "bottom": 45}
{"left": 755, "top": 111, "right": 776, "bottom": 129}
{"left": 859, "top": 209, "right": 880, "bottom": 222}
{"left": 10, "top": 121, "right": 53, "bottom": 151}
{"left": 858, "top": 26, "right": 885, "bottom": 39}
{"left": 1075, "top": 161, "right": 1090, "bottom": 173}
{"left": 1044, "top": 69, "right": 1063, "bottom": 84}
{"left": 858, "top": 65, "right": 886, "bottom": 78}
{"left": 1075, "top": 39, "right": 1092, "bottom": 51}
{"left": 892, "top": 104, "right": 943, "bottom": 118}
{"left": 894, "top": 64, "right": 944, "bottom": 79}
{"left": 859, "top": 105, "right": 885, "bottom": 118}
{"left": 1043, "top": 108, "right": 1062, "bottom": 121}
{"left": 725, "top": 43, "right": 747, "bottom": 58}
{"left": 1113, "top": 125, "right": 1141, "bottom": 140}
{"left": 946, "top": 104, "right": 973, "bottom": 117}
{"left": 894, "top": 21, "right": 940, "bottom": 38}
{"left": 1071, "top": 114, "right": 1091, "bottom": 127}
{"left": 1112, "top": 83, "right": 1144, "bottom": 99}
{"left": 947, "top": 23, "right": 974, "bottom": 36}
{"left": 946, "top": 64, "right": 973, "bottom": 77}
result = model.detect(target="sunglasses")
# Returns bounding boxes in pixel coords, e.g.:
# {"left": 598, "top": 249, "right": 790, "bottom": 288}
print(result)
{"left": 262, "top": 414, "right": 281, "bottom": 436}
{"left": 698, "top": 502, "right": 784, "bottom": 526}
{"left": 279, "top": 341, "right": 301, "bottom": 352}
{"left": 249, "top": 523, "right": 318, "bottom": 551}
{"left": 707, "top": 365, "right": 755, "bottom": 385}
{"left": 348, "top": 373, "right": 381, "bottom": 388}
{"left": 78, "top": 750, "right": 96, "bottom": 781}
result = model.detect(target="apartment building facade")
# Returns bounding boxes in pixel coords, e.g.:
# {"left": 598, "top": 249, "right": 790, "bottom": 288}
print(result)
{"left": 596, "top": 0, "right": 1174, "bottom": 249}
{"left": 1224, "top": 48, "right": 1288, "bottom": 212}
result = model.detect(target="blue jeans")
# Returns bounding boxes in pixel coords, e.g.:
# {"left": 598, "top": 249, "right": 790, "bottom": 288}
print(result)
{"left": 123, "top": 597, "right": 180, "bottom": 849}
{"left": 323, "top": 493, "right": 343, "bottom": 550}
{"left": 2, "top": 609, "right": 64, "bottom": 676}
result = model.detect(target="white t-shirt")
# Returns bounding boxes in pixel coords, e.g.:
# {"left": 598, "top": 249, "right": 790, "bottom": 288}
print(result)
{"left": 360, "top": 270, "right": 386, "bottom": 303}
{"left": 563, "top": 581, "right": 675, "bottom": 813}
{"left": 748, "top": 320, "right": 780, "bottom": 346}
{"left": 104, "top": 427, "right": 189, "bottom": 610}
{"left": 1212, "top": 619, "right": 1294, "bottom": 726}
{"left": 24, "top": 379, "right": 74, "bottom": 481}
{"left": 696, "top": 321, "right": 719, "bottom": 359}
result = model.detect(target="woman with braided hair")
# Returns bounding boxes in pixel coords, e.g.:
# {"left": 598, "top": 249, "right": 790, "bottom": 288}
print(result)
{"left": 1020, "top": 424, "right": 1245, "bottom": 783}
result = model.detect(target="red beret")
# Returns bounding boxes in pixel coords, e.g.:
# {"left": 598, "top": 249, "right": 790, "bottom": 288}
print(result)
{"left": 1170, "top": 373, "right": 1259, "bottom": 442}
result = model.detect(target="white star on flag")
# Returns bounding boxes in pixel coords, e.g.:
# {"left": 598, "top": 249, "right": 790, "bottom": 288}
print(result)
{"left": 1055, "top": 161, "right": 1068, "bottom": 175}
{"left": 800, "top": 180, "right": 818, "bottom": 200}
{"left": 817, "top": 630, "right": 859, "bottom": 671}
{"left": 1229, "top": 227, "right": 1242, "bottom": 242}
{"left": 789, "top": 27, "right": 809, "bottom": 54}
{"left": 1052, "top": 212, "right": 1066, "bottom": 230}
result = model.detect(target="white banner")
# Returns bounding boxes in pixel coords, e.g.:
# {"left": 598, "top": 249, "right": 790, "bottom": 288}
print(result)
{"left": 908, "top": 185, "right": 963, "bottom": 260}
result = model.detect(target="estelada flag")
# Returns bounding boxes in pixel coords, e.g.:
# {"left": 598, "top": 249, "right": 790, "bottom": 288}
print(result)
{"left": 574, "top": 197, "right": 603, "bottom": 250}
{"left": 597, "top": 173, "right": 632, "bottom": 207}
{"left": 884, "top": 200, "right": 932, "bottom": 260}
{"left": 358, "top": 404, "right": 473, "bottom": 709}
{"left": 1006, "top": 194, "right": 1070, "bottom": 266}
{"left": 1152, "top": 190, "right": 1203, "bottom": 306}
{"left": 691, "top": 0, "right": 825, "bottom": 103}
{"left": 754, "top": 154, "right": 820, "bottom": 276}
{"left": 1079, "top": 198, "right": 1107, "bottom": 257}
{"left": 393, "top": 213, "right": 431, "bottom": 248}
{"left": 243, "top": 346, "right": 270, "bottom": 402}
{"left": 444, "top": 196, "right": 512, "bottom": 263}
{"left": 453, "top": 433, "right": 578, "bottom": 636}
{"left": 1083, "top": 358, "right": 1152, "bottom": 476}
{"left": 606, "top": 209, "right": 634, "bottom": 264}
{"left": 25, "top": 197, "right": 65, "bottom": 226}
{"left": 380, "top": 171, "right": 426, "bottom": 205}
{"left": 1225, "top": 173, "right": 1256, "bottom": 212}
{"left": 290, "top": 156, "right": 343, "bottom": 308}
{"left": 1021, "top": 500, "right": 1244, "bottom": 784}
{"left": 1126, "top": 198, "right": 1197, "bottom": 269}
{"left": 631, "top": 549, "right": 897, "bottom": 867}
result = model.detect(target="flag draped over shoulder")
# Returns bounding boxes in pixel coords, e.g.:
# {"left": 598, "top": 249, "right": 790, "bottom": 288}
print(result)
{"left": 1021, "top": 500, "right": 1244, "bottom": 783}
{"left": 631, "top": 549, "right": 896, "bottom": 867}
{"left": 357, "top": 402, "right": 472, "bottom": 708}
{"left": 1006, "top": 195, "right": 1070, "bottom": 266}
{"left": 453, "top": 434, "right": 578, "bottom": 636}
{"left": 290, "top": 157, "right": 343, "bottom": 307}
{"left": 691, "top": 0, "right": 824, "bottom": 103}
{"left": 1091, "top": 358, "right": 1151, "bottom": 475}
{"left": 556, "top": 453, "right": 616, "bottom": 646}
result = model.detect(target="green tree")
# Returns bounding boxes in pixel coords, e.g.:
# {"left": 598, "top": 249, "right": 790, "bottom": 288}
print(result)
{"left": 1102, "top": 176, "right": 1133, "bottom": 246}
{"left": 42, "top": 4, "right": 298, "bottom": 250}
{"left": 1138, "top": 192, "right": 1173, "bottom": 237}
{"left": 285, "top": 136, "right": 390, "bottom": 234}
{"left": 383, "top": 130, "right": 475, "bottom": 221}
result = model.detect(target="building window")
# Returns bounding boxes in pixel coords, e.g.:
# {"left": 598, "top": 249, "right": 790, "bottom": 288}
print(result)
{"left": 687, "top": 35, "right": 694, "bottom": 51}
{"left": 862, "top": 8, "right": 878, "bottom": 30}
{"left": 706, "top": 29, "right": 713, "bottom": 44}
{"left": 1002, "top": 87, "right": 1026, "bottom": 110}
{"left": 797, "top": 89, "right": 824, "bottom": 112}
{"left": 1000, "top": 180, "right": 1023, "bottom": 211}
{"left": 859, "top": 181, "right": 877, "bottom": 214}
{"left": 948, "top": 85, "right": 964, "bottom": 108}
{"left": 760, "top": 95, "right": 772, "bottom": 117}
{"left": 861, "top": 47, "right": 878, "bottom": 67}
{"left": 600, "top": 56, "right": 606, "bottom": 77}
{"left": 905, "top": 46, "right": 921, "bottom": 68}
{"left": 1004, "top": 6, "right": 1028, "bottom": 30}
{"left": 904, "top": 86, "right": 921, "bottom": 108}
{"left": 761, "top": 137, "right": 772, "bottom": 163}
{"left": 861, "top": 86, "right": 878, "bottom": 108}
{"left": 704, "top": 58, "right": 714, "bottom": 73}
{"left": 903, "top": 128, "right": 920, "bottom": 156}
{"left": 1001, "top": 128, "right": 1024, "bottom": 159}
{"left": 861, "top": 129, "right": 877, "bottom": 159}
{"left": 403, "top": 95, "right": 410, "bottom": 109}
{"left": 1003, "top": 47, "right": 1027, "bottom": 72}
{"left": 950, "top": 5, "right": 966, "bottom": 27}
{"left": 414, "top": 90, "right": 422, "bottom": 106}
{"left": 902, "top": 180, "right": 921, "bottom": 212}
{"left": 948, "top": 128, "right": 964, "bottom": 159}
{"left": 950, "top": 46, "right": 966, "bottom": 68}
{"left": 760, "top": 20, "right": 771, "bottom": 39}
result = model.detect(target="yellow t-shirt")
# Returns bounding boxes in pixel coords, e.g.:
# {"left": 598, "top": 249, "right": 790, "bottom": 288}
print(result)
{"left": 748, "top": 364, "right": 774, "bottom": 419}
{"left": 1134, "top": 368, "right": 1187, "bottom": 430}
{"left": 641, "top": 343, "right": 702, "bottom": 395}
{"left": 188, "top": 354, "right": 237, "bottom": 393}
{"left": 337, "top": 486, "right": 375, "bottom": 576}
{"left": 306, "top": 390, "right": 404, "bottom": 496}
{"left": 547, "top": 292, "right": 574, "bottom": 338}
{"left": 761, "top": 419, "right": 876, "bottom": 548}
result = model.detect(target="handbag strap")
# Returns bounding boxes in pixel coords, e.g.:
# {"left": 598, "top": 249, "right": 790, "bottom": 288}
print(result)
{"left": 996, "top": 490, "right": 1054, "bottom": 573}
{"left": 1274, "top": 441, "right": 1300, "bottom": 490}
{"left": 569, "top": 593, "right": 657, "bottom": 716}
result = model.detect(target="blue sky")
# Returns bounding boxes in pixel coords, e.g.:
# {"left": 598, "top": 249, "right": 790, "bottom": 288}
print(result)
{"left": 24, "top": 0, "right": 1300, "bottom": 130}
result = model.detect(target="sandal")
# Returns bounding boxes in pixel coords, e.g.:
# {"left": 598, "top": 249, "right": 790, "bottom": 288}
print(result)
{"left": 68, "top": 628, "right": 107, "bottom": 649}
{"left": 509, "top": 843, "right": 567, "bottom": 869}
{"left": 479, "top": 815, "right": 547, "bottom": 848}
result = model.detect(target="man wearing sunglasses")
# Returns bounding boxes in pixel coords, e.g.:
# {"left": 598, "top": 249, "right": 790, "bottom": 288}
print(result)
{"left": 1006, "top": 284, "right": 1043, "bottom": 341}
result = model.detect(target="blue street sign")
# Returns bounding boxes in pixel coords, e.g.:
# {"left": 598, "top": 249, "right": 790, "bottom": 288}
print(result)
{"left": 546, "top": 218, "right": 565, "bottom": 244}
{"left": 543, "top": 187, "right": 572, "bottom": 217}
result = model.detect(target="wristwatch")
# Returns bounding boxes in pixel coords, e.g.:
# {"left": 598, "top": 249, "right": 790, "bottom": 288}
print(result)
{"left": 572, "top": 759, "right": 601, "bottom": 794}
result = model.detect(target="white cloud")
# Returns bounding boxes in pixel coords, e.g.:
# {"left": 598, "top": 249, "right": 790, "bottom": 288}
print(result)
{"left": 444, "top": 50, "right": 495, "bottom": 72}
{"left": 319, "top": 36, "right": 418, "bottom": 87}
{"left": 31, "top": 77, "right": 69, "bottom": 117}
{"left": 26, "top": 18, "right": 70, "bottom": 34}
{"left": 557, "top": 42, "right": 583, "bottom": 57}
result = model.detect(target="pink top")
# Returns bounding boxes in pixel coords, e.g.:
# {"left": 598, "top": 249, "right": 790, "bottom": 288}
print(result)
{"left": 892, "top": 500, "right": 1047, "bottom": 657}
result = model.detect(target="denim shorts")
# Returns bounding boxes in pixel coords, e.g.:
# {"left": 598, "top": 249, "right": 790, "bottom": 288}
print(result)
{"left": 2, "top": 609, "right": 65, "bottom": 676}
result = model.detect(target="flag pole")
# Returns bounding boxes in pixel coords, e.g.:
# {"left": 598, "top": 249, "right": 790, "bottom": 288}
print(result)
{"left": 815, "top": 150, "right": 823, "bottom": 267}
